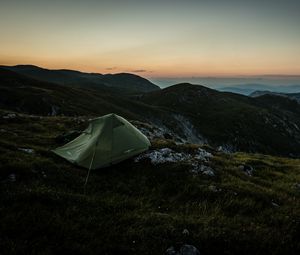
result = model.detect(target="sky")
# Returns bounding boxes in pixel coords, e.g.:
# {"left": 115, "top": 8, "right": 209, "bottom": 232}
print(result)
{"left": 0, "top": 0, "right": 299, "bottom": 83}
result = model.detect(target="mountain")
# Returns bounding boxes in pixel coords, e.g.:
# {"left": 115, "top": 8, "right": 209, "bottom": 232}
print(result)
{"left": 217, "top": 86, "right": 256, "bottom": 95}
{"left": 2, "top": 70, "right": 300, "bottom": 157}
{"left": 250, "top": 90, "right": 284, "bottom": 98}
{"left": 0, "top": 64, "right": 160, "bottom": 92}
{"left": 0, "top": 68, "right": 158, "bottom": 118}
{"left": 218, "top": 83, "right": 300, "bottom": 95}
{"left": 217, "top": 84, "right": 270, "bottom": 95}
{"left": 250, "top": 90, "right": 300, "bottom": 103}
{"left": 1, "top": 69, "right": 300, "bottom": 254}
{"left": 140, "top": 83, "right": 300, "bottom": 156}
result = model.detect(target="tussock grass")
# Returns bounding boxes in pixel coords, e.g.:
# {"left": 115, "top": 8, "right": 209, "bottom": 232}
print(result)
{"left": 0, "top": 112, "right": 299, "bottom": 254}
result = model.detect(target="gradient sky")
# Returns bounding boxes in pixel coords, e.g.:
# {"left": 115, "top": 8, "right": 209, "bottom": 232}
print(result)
{"left": 0, "top": 0, "right": 299, "bottom": 79}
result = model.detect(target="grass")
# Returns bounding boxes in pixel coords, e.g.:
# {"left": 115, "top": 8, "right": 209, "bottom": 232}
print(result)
{"left": 0, "top": 110, "right": 299, "bottom": 254}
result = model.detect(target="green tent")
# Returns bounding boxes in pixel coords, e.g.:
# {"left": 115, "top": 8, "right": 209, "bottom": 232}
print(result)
{"left": 53, "top": 113, "right": 150, "bottom": 169}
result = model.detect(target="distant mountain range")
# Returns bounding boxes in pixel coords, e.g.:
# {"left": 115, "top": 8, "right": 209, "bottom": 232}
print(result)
{"left": 0, "top": 65, "right": 160, "bottom": 92}
{"left": 250, "top": 90, "right": 300, "bottom": 103}
{"left": 218, "top": 83, "right": 300, "bottom": 95}
{"left": 2, "top": 67, "right": 300, "bottom": 157}
{"left": 3, "top": 65, "right": 300, "bottom": 96}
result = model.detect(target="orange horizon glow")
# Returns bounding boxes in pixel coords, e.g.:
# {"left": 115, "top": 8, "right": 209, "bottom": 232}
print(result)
{"left": 1, "top": 1, "right": 299, "bottom": 79}
{"left": 1, "top": 58, "right": 299, "bottom": 79}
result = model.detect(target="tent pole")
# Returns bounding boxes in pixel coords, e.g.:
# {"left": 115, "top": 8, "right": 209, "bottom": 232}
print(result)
{"left": 83, "top": 143, "right": 97, "bottom": 195}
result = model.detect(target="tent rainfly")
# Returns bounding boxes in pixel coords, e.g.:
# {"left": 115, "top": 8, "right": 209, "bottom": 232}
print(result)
{"left": 53, "top": 113, "right": 150, "bottom": 169}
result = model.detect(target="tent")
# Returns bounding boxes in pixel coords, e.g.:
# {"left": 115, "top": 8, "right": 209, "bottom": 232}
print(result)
{"left": 53, "top": 113, "right": 150, "bottom": 169}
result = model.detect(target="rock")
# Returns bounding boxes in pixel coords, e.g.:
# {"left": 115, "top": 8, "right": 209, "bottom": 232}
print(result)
{"left": 134, "top": 148, "right": 191, "bottom": 165}
{"left": 18, "top": 148, "right": 34, "bottom": 154}
{"left": 208, "top": 185, "right": 221, "bottom": 192}
{"left": 201, "top": 165, "right": 215, "bottom": 176}
{"left": 172, "top": 114, "right": 206, "bottom": 144}
{"left": 239, "top": 164, "right": 254, "bottom": 176}
{"left": 50, "top": 105, "right": 60, "bottom": 116}
{"left": 180, "top": 245, "right": 200, "bottom": 255}
{"left": 166, "top": 246, "right": 177, "bottom": 255}
{"left": 42, "top": 171, "right": 47, "bottom": 178}
{"left": 190, "top": 164, "right": 215, "bottom": 176}
{"left": 194, "top": 148, "right": 212, "bottom": 161}
{"left": 238, "top": 165, "right": 244, "bottom": 170}
{"left": 74, "top": 117, "right": 86, "bottom": 124}
{"left": 217, "top": 145, "right": 234, "bottom": 153}
{"left": 3, "top": 113, "right": 17, "bottom": 119}
{"left": 132, "top": 120, "right": 184, "bottom": 142}
{"left": 8, "top": 173, "right": 16, "bottom": 182}
{"left": 166, "top": 245, "right": 200, "bottom": 255}
{"left": 182, "top": 229, "right": 189, "bottom": 236}
{"left": 135, "top": 147, "right": 213, "bottom": 167}
{"left": 271, "top": 201, "right": 280, "bottom": 207}
{"left": 293, "top": 183, "right": 300, "bottom": 190}
{"left": 137, "top": 123, "right": 169, "bottom": 140}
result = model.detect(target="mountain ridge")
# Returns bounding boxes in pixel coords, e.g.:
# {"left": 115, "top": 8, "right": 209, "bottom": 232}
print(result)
{"left": 141, "top": 83, "right": 300, "bottom": 156}
{"left": 219, "top": 83, "right": 300, "bottom": 95}
{"left": 2, "top": 69, "right": 300, "bottom": 156}
{"left": 250, "top": 90, "right": 300, "bottom": 103}
{"left": 0, "top": 64, "right": 160, "bottom": 92}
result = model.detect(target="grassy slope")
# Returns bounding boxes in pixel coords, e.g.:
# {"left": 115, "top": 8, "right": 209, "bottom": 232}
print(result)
{"left": 0, "top": 68, "right": 160, "bottom": 120}
{"left": 0, "top": 111, "right": 299, "bottom": 255}
{"left": 141, "top": 83, "right": 300, "bottom": 155}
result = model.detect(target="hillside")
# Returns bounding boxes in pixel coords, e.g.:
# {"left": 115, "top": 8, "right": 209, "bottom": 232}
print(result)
{"left": 1, "top": 69, "right": 300, "bottom": 254}
{"left": 0, "top": 68, "right": 159, "bottom": 119}
{"left": 2, "top": 70, "right": 300, "bottom": 157}
{"left": 141, "top": 83, "right": 300, "bottom": 156}
{"left": 0, "top": 111, "right": 299, "bottom": 255}
{"left": 0, "top": 65, "right": 160, "bottom": 92}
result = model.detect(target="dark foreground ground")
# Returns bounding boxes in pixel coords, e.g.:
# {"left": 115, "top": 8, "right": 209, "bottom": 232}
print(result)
{"left": 0, "top": 111, "right": 299, "bottom": 255}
